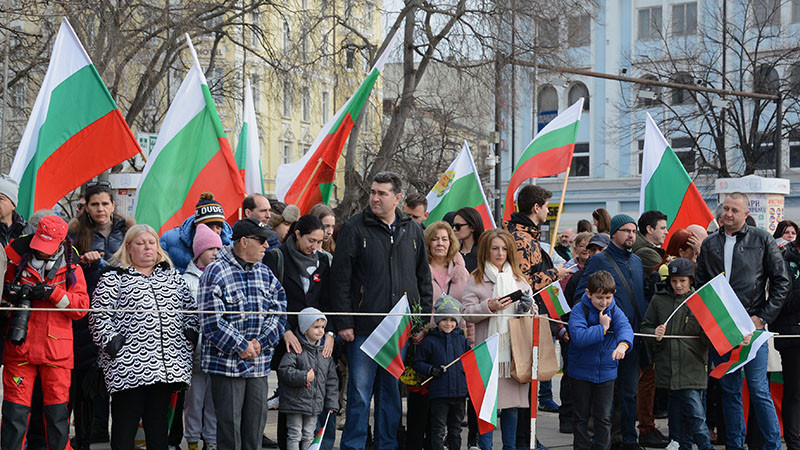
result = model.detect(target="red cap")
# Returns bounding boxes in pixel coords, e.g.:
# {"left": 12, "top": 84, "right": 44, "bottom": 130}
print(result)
{"left": 30, "top": 215, "right": 67, "bottom": 255}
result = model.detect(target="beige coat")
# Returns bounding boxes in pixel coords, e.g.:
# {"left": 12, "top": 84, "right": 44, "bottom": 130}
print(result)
{"left": 461, "top": 273, "right": 535, "bottom": 410}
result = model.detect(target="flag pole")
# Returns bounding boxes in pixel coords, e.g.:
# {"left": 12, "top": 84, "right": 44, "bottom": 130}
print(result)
{"left": 419, "top": 355, "right": 465, "bottom": 386}
{"left": 529, "top": 314, "right": 540, "bottom": 450}
{"left": 295, "top": 158, "right": 324, "bottom": 206}
{"left": 549, "top": 167, "right": 571, "bottom": 257}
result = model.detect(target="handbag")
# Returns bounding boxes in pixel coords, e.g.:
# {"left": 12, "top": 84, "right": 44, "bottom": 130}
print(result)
{"left": 537, "top": 316, "right": 559, "bottom": 381}
{"left": 509, "top": 315, "right": 533, "bottom": 383}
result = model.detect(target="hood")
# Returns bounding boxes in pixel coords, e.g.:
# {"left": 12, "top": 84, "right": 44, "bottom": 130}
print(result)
{"left": 68, "top": 215, "right": 133, "bottom": 236}
{"left": 184, "top": 260, "right": 203, "bottom": 279}
{"left": 179, "top": 215, "right": 232, "bottom": 248}
{"left": 299, "top": 332, "right": 324, "bottom": 349}
{"left": 580, "top": 291, "right": 617, "bottom": 315}
{"left": 507, "top": 212, "right": 541, "bottom": 240}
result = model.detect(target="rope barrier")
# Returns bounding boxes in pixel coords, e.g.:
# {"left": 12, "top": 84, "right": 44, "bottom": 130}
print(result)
{"left": 1, "top": 306, "right": 797, "bottom": 339}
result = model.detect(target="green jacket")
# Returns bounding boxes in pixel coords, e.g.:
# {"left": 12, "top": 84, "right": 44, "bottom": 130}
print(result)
{"left": 632, "top": 232, "right": 665, "bottom": 275}
{"left": 641, "top": 287, "right": 709, "bottom": 390}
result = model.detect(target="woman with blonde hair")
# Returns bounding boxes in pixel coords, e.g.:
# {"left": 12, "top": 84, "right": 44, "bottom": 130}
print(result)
{"left": 90, "top": 224, "right": 198, "bottom": 449}
{"left": 462, "top": 229, "right": 536, "bottom": 449}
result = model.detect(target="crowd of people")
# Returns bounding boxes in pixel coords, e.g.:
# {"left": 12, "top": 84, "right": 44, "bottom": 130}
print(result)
{"left": 0, "top": 170, "right": 796, "bottom": 450}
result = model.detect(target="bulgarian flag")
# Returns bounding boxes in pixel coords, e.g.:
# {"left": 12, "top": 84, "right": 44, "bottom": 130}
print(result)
{"left": 462, "top": 333, "right": 500, "bottom": 434}
{"left": 10, "top": 18, "right": 141, "bottom": 218}
{"left": 276, "top": 30, "right": 400, "bottom": 214}
{"left": 307, "top": 411, "right": 331, "bottom": 450}
{"left": 534, "top": 281, "right": 571, "bottom": 318}
{"left": 360, "top": 294, "right": 412, "bottom": 378}
{"left": 424, "top": 141, "right": 496, "bottom": 229}
{"left": 685, "top": 273, "right": 755, "bottom": 355}
{"left": 503, "top": 99, "right": 584, "bottom": 221}
{"left": 640, "top": 113, "right": 714, "bottom": 247}
{"left": 135, "top": 35, "right": 246, "bottom": 234}
{"left": 710, "top": 330, "right": 773, "bottom": 378}
{"left": 234, "top": 78, "right": 264, "bottom": 195}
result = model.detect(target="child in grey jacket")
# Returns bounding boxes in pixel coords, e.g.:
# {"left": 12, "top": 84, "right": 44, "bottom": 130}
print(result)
{"left": 278, "top": 307, "right": 339, "bottom": 450}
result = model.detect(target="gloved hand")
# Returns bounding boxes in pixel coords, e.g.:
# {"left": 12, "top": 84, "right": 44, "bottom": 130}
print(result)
{"left": 516, "top": 291, "right": 533, "bottom": 314}
{"left": 429, "top": 365, "right": 446, "bottom": 378}
{"left": 29, "top": 283, "right": 55, "bottom": 301}
{"left": 3, "top": 283, "right": 21, "bottom": 305}
{"left": 105, "top": 334, "right": 126, "bottom": 358}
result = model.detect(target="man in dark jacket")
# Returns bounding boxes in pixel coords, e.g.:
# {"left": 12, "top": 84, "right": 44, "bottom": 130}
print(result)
{"left": 0, "top": 174, "right": 26, "bottom": 247}
{"left": 575, "top": 214, "right": 647, "bottom": 450}
{"left": 330, "top": 171, "right": 433, "bottom": 450}
{"left": 696, "top": 192, "right": 790, "bottom": 450}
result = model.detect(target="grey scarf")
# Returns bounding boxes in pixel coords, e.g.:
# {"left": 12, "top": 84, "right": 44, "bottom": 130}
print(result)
{"left": 286, "top": 235, "right": 319, "bottom": 293}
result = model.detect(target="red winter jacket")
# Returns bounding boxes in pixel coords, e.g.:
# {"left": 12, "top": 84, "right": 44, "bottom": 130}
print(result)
{"left": 3, "top": 236, "right": 89, "bottom": 368}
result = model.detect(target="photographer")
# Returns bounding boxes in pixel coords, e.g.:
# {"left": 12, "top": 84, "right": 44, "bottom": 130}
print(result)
{"left": 1, "top": 215, "right": 89, "bottom": 450}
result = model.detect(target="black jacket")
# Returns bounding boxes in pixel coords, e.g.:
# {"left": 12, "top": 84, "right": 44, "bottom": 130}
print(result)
{"left": 696, "top": 224, "right": 790, "bottom": 325}
{"left": 0, "top": 211, "right": 26, "bottom": 247}
{"left": 330, "top": 207, "right": 433, "bottom": 335}
{"left": 412, "top": 328, "right": 470, "bottom": 399}
{"left": 773, "top": 244, "right": 800, "bottom": 350}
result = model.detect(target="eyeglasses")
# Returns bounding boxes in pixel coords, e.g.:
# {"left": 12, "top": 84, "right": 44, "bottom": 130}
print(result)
{"left": 617, "top": 228, "right": 637, "bottom": 234}
{"left": 246, "top": 236, "right": 267, "bottom": 244}
{"left": 453, "top": 223, "right": 468, "bottom": 231}
{"left": 86, "top": 181, "right": 111, "bottom": 189}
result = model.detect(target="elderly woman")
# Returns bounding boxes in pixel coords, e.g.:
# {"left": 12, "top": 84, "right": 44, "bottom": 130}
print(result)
{"left": 462, "top": 229, "right": 536, "bottom": 449}
{"left": 90, "top": 224, "right": 198, "bottom": 450}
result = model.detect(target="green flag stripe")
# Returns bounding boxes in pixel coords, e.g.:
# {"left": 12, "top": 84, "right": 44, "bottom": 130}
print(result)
{"left": 472, "top": 342, "right": 493, "bottom": 386}
{"left": 515, "top": 122, "right": 580, "bottom": 171}
{"left": 235, "top": 122, "right": 248, "bottom": 169}
{"left": 696, "top": 283, "right": 744, "bottom": 347}
{"left": 546, "top": 286, "right": 567, "bottom": 316}
{"left": 327, "top": 68, "right": 379, "bottom": 133}
{"left": 373, "top": 315, "right": 411, "bottom": 368}
{"left": 425, "top": 174, "right": 485, "bottom": 226}
{"left": 643, "top": 146, "right": 692, "bottom": 227}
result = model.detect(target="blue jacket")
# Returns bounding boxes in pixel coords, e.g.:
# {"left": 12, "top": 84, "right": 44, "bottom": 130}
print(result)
{"left": 412, "top": 327, "right": 470, "bottom": 399}
{"left": 574, "top": 243, "right": 647, "bottom": 331}
{"left": 568, "top": 293, "right": 634, "bottom": 383}
{"left": 160, "top": 216, "right": 233, "bottom": 273}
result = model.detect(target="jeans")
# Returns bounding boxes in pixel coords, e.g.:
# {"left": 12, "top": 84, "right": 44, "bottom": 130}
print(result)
{"left": 340, "top": 335, "right": 404, "bottom": 450}
{"left": 538, "top": 380, "right": 553, "bottom": 403}
{"left": 286, "top": 413, "right": 317, "bottom": 450}
{"left": 711, "top": 343, "right": 781, "bottom": 450}
{"left": 571, "top": 378, "right": 614, "bottom": 450}
{"left": 314, "top": 410, "right": 337, "bottom": 450}
{"left": 478, "top": 408, "right": 518, "bottom": 450}
{"left": 667, "top": 390, "right": 713, "bottom": 450}
{"left": 779, "top": 349, "right": 800, "bottom": 450}
{"left": 429, "top": 397, "right": 465, "bottom": 450}
{"left": 614, "top": 343, "right": 640, "bottom": 444}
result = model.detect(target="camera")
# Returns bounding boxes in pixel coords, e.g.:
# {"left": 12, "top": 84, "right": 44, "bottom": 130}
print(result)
{"left": 7, "top": 284, "right": 32, "bottom": 346}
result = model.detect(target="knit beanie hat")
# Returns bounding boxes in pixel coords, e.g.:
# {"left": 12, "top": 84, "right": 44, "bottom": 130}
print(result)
{"left": 0, "top": 174, "right": 19, "bottom": 206}
{"left": 193, "top": 223, "right": 223, "bottom": 260}
{"left": 298, "top": 307, "right": 327, "bottom": 336}
{"left": 609, "top": 214, "right": 636, "bottom": 237}
{"left": 434, "top": 295, "right": 462, "bottom": 324}
{"left": 282, "top": 205, "right": 301, "bottom": 224}
{"left": 194, "top": 192, "right": 225, "bottom": 226}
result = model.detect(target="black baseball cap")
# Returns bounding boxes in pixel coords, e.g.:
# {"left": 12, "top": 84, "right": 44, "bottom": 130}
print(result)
{"left": 587, "top": 233, "right": 611, "bottom": 250}
{"left": 232, "top": 217, "right": 272, "bottom": 241}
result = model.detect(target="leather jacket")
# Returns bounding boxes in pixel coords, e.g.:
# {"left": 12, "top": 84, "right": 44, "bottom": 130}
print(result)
{"left": 695, "top": 224, "right": 790, "bottom": 324}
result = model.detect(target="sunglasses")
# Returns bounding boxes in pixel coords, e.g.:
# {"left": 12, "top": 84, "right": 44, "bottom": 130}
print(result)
{"left": 246, "top": 235, "right": 267, "bottom": 244}
{"left": 86, "top": 181, "right": 112, "bottom": 189}
{"left": 452, "top": 223, "right": 468, "bottom": 231}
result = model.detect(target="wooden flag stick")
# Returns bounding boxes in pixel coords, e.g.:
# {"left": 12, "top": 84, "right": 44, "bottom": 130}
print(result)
{"left": 295, "top": 158, "right": 324, "bottom": 207}
{"left": 420, "top": 355, "right": 463, "bottom": 386}
{"left": 549, "top": 167, "right": 571, "bottom": 257}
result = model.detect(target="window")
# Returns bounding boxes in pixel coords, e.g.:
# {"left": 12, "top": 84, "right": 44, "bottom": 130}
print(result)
{"left": 756, "top": 132, "right": 778, "bottom": 171}
{"left": 282, "top": 143, "right": 292, "bottom": 164}
{"left": 321, "top": 31, "right": 331, "bottom": 67}
{"left": 638, "top": 6, "right": 662, "bottom": 40}
{"left": 301, "top": 32, "right": 308, "bottom": 63}
{"left": 365, "top": 2, "right": 374, "bottom": 31}
{"left": 537, "top": 85, "right": 559, "bottom": 132}
{"left": 672, "top": 3, "right": 697, "bottom": 36}
{"left": 790, "top": 131, "right": 800, "bottom": 168}
{"left": 282, "top": 21, "right": 291, "bottom": 55}
{"left": 9, "top": 83, "right": 25, "bottom": 117}
{"left": 791, "top": 64, "right": 800, "bottom": 95}
{"left": 638, "top": 139, "right": 645, "bottom": 174}
{"left": 345, "top": 44, "right": 355, "bottom": 70}
{"left": 362, "top": 49, "right": 370, "bottom": 73}
{"left": 250, "top": 11, "right": 261, "bottom": 47}
{"left": 208, "top": 66, "right": 225, "bottom": 106}
{"left": 638, "top": 75, "right": 662, "bottom": 107}
{"left": 671, "top": 72, "right": 693, "bottom": 105}
{"left": 322, "top": 91, "right": 330, "bottom": 123}
{"left": 302, "top": 87, "right": 310, "bottom": 122}
{"left": 252, "top": 75, "right": 261, "bottom": 113}
{"left": 754, "top": 65, "right": 779, "bottom": 94}
{"left": 282, "top": 81, "right": 292, "bottom": 118}
{"left": 570, "top": 143, "right": 590, "bottom": 176}
{"left": 753, "top": 0, "right": 781, "bottom": 27}
{"left": 536, "top": 17, "right": 559, "bottom": 48}
{"left": 793, "top": 0, "right": 800, "bottom": 23}
{"left": 568, "top": 82, "right": 590, "bottom": 110}
{"left": 567, "top": 15, "right": 591, "bottom": 47}
{"left": 344, "top": 0, "right": 353, "bottom": 21}
{"left": 671, "top": 137, "right": 696, "bottom": 173}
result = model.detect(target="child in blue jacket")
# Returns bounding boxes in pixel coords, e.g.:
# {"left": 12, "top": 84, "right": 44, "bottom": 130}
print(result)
{"left": 568, "top": 270, "right": 634, "bottom": 450}
{"left": 413, "top": 295, "right": 471, "bottom": 450}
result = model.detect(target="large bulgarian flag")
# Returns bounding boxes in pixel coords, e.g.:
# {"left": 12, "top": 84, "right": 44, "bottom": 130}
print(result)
{"left": 276, "top": 29, "right": 401, "bottom": 214}
{"left": 10, "top": 18, "right": 141, "bottom": 218}
{"left": 360, "top": 294, "right": 412, "bottom": 378}
{"left": 640, "top": 113, "right": 713, "bottom": 247}
{"left": 234, "top": 78, "right": 264, "bottom": 195}
{"left": 424, "top": 141, "right": 495, "bottom": 229}
{"left": 534, "top": 280, "right": 571, "bottom": 318}
{"left": 135, "top": 35, "right": 246, "bottom": 234}
{"left": 462, "top": 333, "right": 500, "bottom": 433}
{"left": 710, "top": 330, "right": 773, "bottom": 378}
{"left": 503, "top": 98, "right": 583, "bottom": 221}
{"left": 685, "top": 273, "right": 756, "bottom": 355}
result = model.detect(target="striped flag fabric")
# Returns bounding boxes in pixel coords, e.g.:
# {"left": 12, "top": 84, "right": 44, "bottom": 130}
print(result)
{"left": 640, "top": 113, "right": 713, "bottom": 247}
{"left": 10, "top": 18, "right": 141, "bottom": 218}
{"left": 503, "top": 99, "right": 583, "bottom": 221}
{"left": 461, "top": 333, "right": 500, "bottom": 434}
{"left": 534, "top": 281, "right": 571, "bottom": 318}
{"left": 234, "top": 78, "right": 264, "bottom": 195}
{"left": 360, "top": 294, "right": 412, "bottom": 378}
{"left": 276, "top": 30, "right": 400, "bottom": 214}
{"left": 135, "top": 35, "right": 246, "bottom": 234}
{"left": 710, "top": 330, "right": 773, "bottom": 378}
{"left": 307, "top": 411, "right": 331, "bottom": 450}
{"left": 424, "top": 141, "right": 496, "bottom": 230}
{"left": 686, "top": 273, "right": 756, "bottom": 355}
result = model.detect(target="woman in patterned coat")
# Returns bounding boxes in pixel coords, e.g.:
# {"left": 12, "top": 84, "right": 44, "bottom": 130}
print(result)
{"left": 89, "top": 224, "right": 199, "bottom": 450}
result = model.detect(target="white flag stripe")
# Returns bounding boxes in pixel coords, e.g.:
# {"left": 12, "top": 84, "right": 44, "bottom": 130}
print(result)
{"left": 639, "top": 113, "right": 670, "bottom": 215}
{"left": 526, "top": 98, "right": 584, "bottom": 148}
{"left": 726, "top": 331, "right": 774, "bottom": 374}
{"left": 360, "top": 295, "right": 409, "bottom": 359}
{"left": 479, "top": 334, "right": 499, "bottom": 425}
{"left": 709, "top": 274, "right": 756, "bottom": 337}
{"left": 242, "top": 79, "right": 263, "bottom": 195}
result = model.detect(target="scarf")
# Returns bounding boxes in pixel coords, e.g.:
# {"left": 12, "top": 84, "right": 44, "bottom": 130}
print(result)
{"left": 483, "top": 261, "right": 518, "bottom": 378}
{"left": 286, "top": 235, "right": 319, "bottom": 294}
{"left": 28, "top": 246, "right": 65, "bottom": 280}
